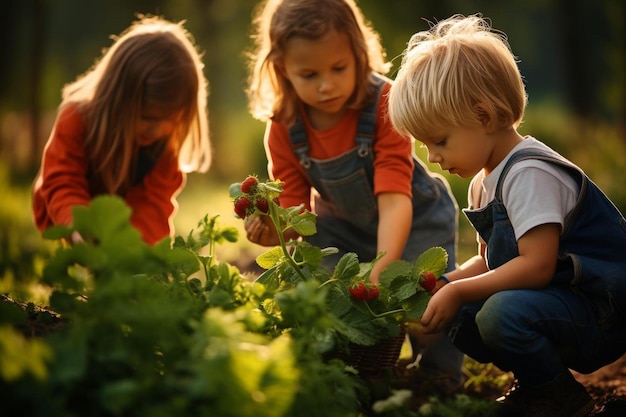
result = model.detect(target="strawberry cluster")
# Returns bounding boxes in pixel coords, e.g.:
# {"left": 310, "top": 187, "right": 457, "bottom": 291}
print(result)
{"left": 233, "top": 175, "right": 272, "bottom": 219}
{"left": 348, "top": 281, "right": 380, "bottom": 301}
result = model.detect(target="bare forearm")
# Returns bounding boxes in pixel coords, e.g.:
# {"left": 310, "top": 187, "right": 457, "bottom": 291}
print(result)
{"left": 446, "top": 255, "right": 488, "bottom": 281}
{"left": 371, "top": 193, "right": 412, "bottom": 281}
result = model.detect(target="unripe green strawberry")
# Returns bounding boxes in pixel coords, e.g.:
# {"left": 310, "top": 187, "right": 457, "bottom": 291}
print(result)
{"left": 366, "top": 284, "right": 379, "bottom": 300}
{"left": 255, "top": 198, "right": 269, "bottom": 213}
{"left": 419, "top": 271, "right": 437, "bottom": 291}
{"left": 349, "top": 282, "right": 368, "bottom": 301}
{"left": 234, "top": 196, "right": 253, "bottom": 219}
{"left": 240, "top": 176, "right": 258, "bottom": 194}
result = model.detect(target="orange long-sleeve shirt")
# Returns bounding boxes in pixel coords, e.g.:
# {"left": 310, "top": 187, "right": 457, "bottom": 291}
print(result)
{"left": 32, "top": 105, "right": 185, "bottom": 245}
{"left": 265, "top": 82, "right": 414, "bottom": 210}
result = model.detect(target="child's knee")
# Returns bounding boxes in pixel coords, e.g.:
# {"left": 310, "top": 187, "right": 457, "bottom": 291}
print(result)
{"left": 475, "top": 291, "right": 527, "bottom": 347}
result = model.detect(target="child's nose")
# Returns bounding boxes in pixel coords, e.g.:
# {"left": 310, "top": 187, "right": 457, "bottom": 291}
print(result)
{"left": 427, "top": 150, "right": 440, "bottom": 163}
{"left": 318, "top": 78, "right": 333, "bottom": 93}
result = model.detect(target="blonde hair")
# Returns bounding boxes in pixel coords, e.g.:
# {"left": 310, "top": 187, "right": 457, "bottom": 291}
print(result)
{"left": 388, "top": 14, "right": 527, "bottom": 142}
{"left": 246, "top": 0, "right": 391, "bottom": 126}
{"left": 61, "top": 15, "right": 211, "bottom": 194}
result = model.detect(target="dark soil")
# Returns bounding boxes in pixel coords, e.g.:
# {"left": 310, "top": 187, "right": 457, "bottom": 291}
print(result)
{"left": 392, "top": 351, "right": 626, "bottom": 416}
{"left": 573, "top": 354, "right": 626, "bottom": 416}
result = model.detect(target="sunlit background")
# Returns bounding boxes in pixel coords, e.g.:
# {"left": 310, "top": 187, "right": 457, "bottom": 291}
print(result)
{"left": 1, "top": 0, "right": 624, "bottom": 273}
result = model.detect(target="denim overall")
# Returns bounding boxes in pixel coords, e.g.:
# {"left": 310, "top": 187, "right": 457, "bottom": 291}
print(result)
{"left": 452, "top": 148, "right": 626, "bottom": 385}
{"left": 289, "top": 75, "right": 462, "bottom": 381}
{"left": 289, "top": 75, "right": 458, "bottom": 269}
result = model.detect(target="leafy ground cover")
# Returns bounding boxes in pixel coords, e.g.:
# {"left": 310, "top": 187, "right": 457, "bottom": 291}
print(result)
{"left": 1, "top": 176, "right": 624, "bottom": 416}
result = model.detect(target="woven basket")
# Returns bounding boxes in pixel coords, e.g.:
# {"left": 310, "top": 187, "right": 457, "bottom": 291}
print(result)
{"left": 334, "top": 330, "right": 407, "bottom": 374}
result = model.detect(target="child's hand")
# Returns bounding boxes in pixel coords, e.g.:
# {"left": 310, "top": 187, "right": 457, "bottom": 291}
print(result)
{"left": 244, "top": 215, "right": 280, "bottom": 246}
{"left": 430, "top": 278, "right": 447, "bottom": 295}
{"left": 420, "top": 283, "right": 463, "bottom": 334}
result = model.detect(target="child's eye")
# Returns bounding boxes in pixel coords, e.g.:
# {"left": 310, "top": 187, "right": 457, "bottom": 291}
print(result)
{"left": 333, "top": 65, "right": 347, "bottom": 72}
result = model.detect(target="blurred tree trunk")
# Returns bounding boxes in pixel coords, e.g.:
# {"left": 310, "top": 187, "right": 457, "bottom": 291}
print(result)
{"left": 554, "top": 0, "right": 610, "bottom": 120}
{"left": 29, "top": 0, "right": 45, "bottom": 173}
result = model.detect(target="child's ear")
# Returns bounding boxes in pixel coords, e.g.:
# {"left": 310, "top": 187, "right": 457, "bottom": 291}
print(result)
{"left": 474, "top": 103, "right": 496, "bottom": 132}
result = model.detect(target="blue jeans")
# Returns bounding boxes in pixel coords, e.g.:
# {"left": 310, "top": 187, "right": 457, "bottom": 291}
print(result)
{"left": 450, "top": 286, "right": 626, "bottom": 385}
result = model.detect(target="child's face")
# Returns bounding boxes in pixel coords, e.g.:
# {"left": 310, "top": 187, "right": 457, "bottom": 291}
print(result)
{"left": 281, "top": 29, "right": 356, "bottom": 120}
{"left": 135, "top": 106, "right": 183, "bottom": 146}
{"left": 420, "top": 125, "right": 495, "bottom": 178}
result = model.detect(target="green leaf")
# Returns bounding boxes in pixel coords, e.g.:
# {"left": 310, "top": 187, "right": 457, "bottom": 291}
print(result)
{"left": 297, "top": 244, "right": 323, "bottom": 267}
{"left": 256, "top": 247, "right": 285, "bottom": 269}
{"left": 290, "top": 213, "right": 316, "bottom": 236}
{"left": 404, "top": 292, "right": 431, "bottom": 320}
{"left": 380, "top": 260, "right": 412, "bottom": 287}
{"left": 415, "top": 246, "right": 448, "bottom": 276}
{"left": 255, "top": 265, "right": 279, "bottom": 287}
{"left": 333, "top": 253, "right": 360, "bottom": 282}
{"left": 72, "top": 196, "right": 142, "bottom": 246}
{"left": 220, "top": 226, "right": 239, "bottom": 243}
{"left": 389, "top": 276, "right": 417, "bottom": 301}
{"left": 330, "top": 316, "right": 379, "bottom": 346}
{"left": 41, "top": 224, "right": 72, "bottom": 240}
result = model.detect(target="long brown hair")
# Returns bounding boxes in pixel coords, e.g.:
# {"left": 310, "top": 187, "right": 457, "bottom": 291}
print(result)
{"left": 60, "top": 15, "right": 211, "bottom": 194}
{"left": 246, "top": 0, "right": 391, "bottom": 126}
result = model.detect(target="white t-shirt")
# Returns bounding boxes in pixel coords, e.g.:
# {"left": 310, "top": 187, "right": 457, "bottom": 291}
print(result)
{"left": 468, "top": 137, "right": 580, "bottom": 241}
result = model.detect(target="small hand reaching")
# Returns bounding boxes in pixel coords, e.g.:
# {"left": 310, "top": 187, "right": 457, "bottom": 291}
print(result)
{"left": 244, "top": 215, "right": 280, "bottom": 246}
{"left": 420, "top": 283, "right": 463, "bottom": 334}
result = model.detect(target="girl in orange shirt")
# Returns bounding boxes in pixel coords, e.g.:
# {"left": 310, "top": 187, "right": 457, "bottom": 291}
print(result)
{"left": 244, "top": 0, "right": 463, "bottom": 393}
{"left": 32, "top": 15, "right": 211, "bottom": 245}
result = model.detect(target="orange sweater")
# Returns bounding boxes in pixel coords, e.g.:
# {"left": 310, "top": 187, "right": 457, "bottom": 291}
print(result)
{"left": 32, "top": 105, "right": 185, "bottom": 245}
{"left": 265, "top": 82, "right": 414, "bottom": 210}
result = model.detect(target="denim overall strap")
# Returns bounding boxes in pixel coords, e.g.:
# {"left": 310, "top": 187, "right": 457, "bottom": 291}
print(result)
{"left": 464, "top": 149, "right": 580, "bottom": 270}
{"left": 287, "top": 75, "right": 385, "bottom": 204}
{"left": 354, "top": 75, "right": 385, "bottom": 164}
{"left": 288, "top": 74, "right": 385, "bottom": 174}
{"left": 288, "top": 118, "right": 312, "bottom": 169}
{"left": 464, "top": 148, "right": 626, "bottom": 322}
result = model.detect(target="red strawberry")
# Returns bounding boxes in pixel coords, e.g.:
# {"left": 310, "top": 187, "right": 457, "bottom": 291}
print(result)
{"left": 349, "top": 282, "right": 368, "bottom": 301}
{"left": 255, "top": 198, "right": 269, "bottom": 213}
{"left": 234, "top": 196, "right": 253, "bottom": 219}
{"left": 240, "top": 176, "right": 258, "bottom": 194}
{"left": 366, "top": 284, "right": 379, "bottom": 300}
{"left": 419, "top": 271, "right": 437, "bottom": 291}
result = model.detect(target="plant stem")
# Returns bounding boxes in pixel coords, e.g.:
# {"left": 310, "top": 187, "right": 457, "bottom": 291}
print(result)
{"left": 269, "top": 202, "right": 308, "bottom": 282}
{"left": 363, "top": 301, "right": 404, "bottom": 319}
{"left": 319, "top": 278, "right": 338, "bottom": 288}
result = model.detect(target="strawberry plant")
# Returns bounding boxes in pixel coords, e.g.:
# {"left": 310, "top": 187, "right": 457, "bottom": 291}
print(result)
{"left": 230, "top": 177, "right": 449, "bottom": 349}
